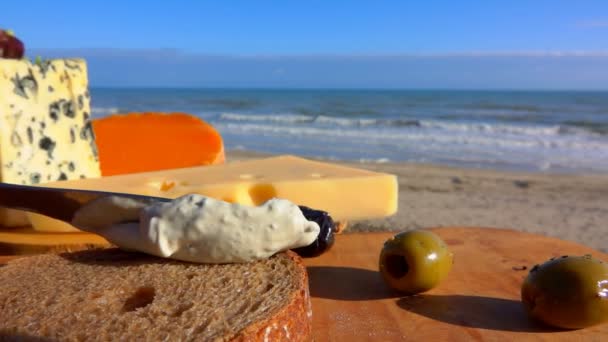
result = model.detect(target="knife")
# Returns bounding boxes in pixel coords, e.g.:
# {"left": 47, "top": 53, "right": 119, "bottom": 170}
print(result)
{"left": 0, "top": 183, "right": 170, "bottom": 224}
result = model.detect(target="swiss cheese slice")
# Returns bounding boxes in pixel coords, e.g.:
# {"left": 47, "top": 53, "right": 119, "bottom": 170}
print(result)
{"left": 0, "top": 228, "right": 109, "bottom": 255}
{"left": 27, "top": 155, "right": 398, "bottom": 232}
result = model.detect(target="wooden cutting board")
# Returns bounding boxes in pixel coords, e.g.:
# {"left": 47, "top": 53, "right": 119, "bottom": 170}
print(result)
{"left": 1, "top": 227, "right": 607, "bottom": 341}
{"left": 303, "top": 227, "right": 608, "bottom": 341}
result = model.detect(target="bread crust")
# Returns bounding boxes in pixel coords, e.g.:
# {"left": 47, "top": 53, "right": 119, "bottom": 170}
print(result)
{"left": 230, "top": 250, "right": 312, "bottom": 342}
{"left": 0, "top": 249, "right": 313, "bottom": 342}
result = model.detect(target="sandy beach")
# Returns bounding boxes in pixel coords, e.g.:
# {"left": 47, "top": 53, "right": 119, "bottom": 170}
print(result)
{"left": 228, "top": 149, "right": 608, "bottom": 254}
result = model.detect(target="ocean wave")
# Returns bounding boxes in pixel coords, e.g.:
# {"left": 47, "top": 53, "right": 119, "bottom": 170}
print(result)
{"left": 88, "top": 88, "right": 608, "bottom": 173}
{"left": 314, "top": 116, "right": 423, "bottom": 127}
{"left": 313, "top": 115, "right": 378, "bottom": 126}
{"left": 218, "top": 112, "right": 314, "bottom": 123}
{"left": 418, "top": 120, "right": 563, "bottom": 137}
{"left": 218, "top": 120, "right": 608, "bottom": 173}
{"left": 217, "top": 122, "right": 608, "bottom": 151}
{"left": 358, "top": 157, "right": 391, "bottom": 163}
{"left": 436, "top": 112, "right": 550, "bottom": 123}
{"left": 215, "top": 111, "right": 607, "bottom": 138}
{"left": 217, "top": 112, "right": 424, "bottom": 128}
{"left": 562, "top": 121, "right": 608, "bottom": 135}
{"left": 193, "top": 98, "right": 260, "bottom": 110}
{"left": 463, "top": 102, "right": 544, "bottom": 113}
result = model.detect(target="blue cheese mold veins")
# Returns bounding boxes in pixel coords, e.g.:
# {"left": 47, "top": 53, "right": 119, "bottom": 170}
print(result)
{"left": 0, "top": 58, "right": 100, "bottom": 185}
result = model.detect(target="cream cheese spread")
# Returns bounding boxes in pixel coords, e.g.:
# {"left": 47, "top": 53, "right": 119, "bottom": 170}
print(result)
{"left": 71, "top": 194, "right": 320, "bottom": 263}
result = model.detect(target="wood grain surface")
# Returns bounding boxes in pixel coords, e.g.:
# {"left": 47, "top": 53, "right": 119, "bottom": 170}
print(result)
{"left": 1, "top": 227, "right": 607, "bottom": 341}
{"left": 304, "top": 227, "right": 608, "bottom": 341}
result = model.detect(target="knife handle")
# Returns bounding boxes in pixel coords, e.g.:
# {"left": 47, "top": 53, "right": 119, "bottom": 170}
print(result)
{"left": 0, "top": 183, "right": 169, "bottom": 223}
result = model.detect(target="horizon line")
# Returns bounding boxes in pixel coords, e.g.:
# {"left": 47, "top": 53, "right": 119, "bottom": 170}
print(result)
{"left": 89, "top": 86, "right": 608, "bottom": 92}
{"left": 29, "top": 48, "right": 608, "bottom": 58}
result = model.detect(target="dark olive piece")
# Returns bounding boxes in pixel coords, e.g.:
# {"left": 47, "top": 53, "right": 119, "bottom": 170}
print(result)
{"left": 521, "top": 254, "right": 608, "bottom": 329}
{"left": 292, "top": 205, "right": 336, "bottom": 257}
{"left": 378, "top": 230, "right": 453, "bottom": 294}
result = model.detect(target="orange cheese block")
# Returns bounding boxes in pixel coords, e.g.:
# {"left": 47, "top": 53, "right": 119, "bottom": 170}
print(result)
{"left": 92, "top": 112, "right": 225, "bottom": 176}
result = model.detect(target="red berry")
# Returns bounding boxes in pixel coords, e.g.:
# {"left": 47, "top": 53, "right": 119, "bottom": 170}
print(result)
{"left": 0, "top": 29, "right": 25, "bottom": 59}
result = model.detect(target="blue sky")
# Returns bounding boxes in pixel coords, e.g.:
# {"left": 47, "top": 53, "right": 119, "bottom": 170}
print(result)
{"left": 4, "top": 1, "right": 608, "bottom": 89}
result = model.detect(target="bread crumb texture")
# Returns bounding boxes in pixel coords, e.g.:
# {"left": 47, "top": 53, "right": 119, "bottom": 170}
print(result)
{"left": 0, "top": 249, "right": 310, "bottom": 341}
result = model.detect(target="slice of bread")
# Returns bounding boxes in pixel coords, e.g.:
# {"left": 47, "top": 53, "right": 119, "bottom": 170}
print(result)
{"left": 0, "top": 249, "right": 312, "bottom": 341}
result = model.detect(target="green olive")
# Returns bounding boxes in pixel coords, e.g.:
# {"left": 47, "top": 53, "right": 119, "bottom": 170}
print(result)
{"left": 521, "top": 254, "right": 608, "bottom": 329}
{"left": 379, "top": 230, "right": 453, "bottom": 294}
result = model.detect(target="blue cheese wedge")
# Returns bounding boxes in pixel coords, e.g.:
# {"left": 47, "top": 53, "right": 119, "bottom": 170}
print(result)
{"left": 0, "top": 58, "right": 101, "bottom": 226}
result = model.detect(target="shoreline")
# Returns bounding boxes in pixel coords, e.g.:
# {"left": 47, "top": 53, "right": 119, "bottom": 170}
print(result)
{"left": 228, "top": 149, "right": 608, "bottom": 254}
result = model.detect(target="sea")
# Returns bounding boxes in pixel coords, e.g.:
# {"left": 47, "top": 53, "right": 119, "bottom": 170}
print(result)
{"left": 90, "top": 89, "right": 608, "bottom": 174}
